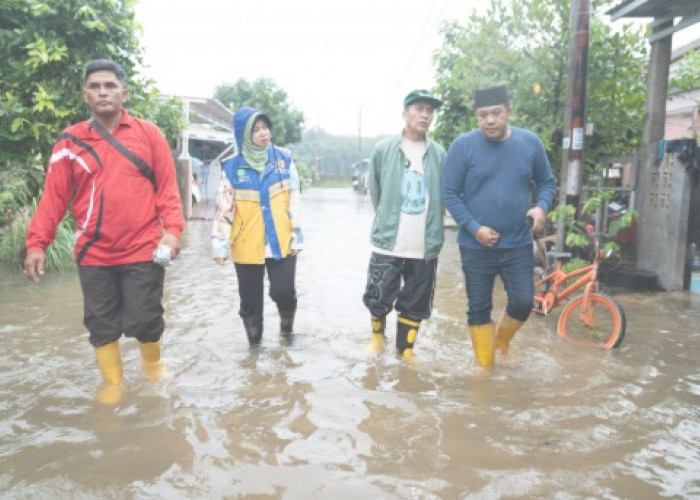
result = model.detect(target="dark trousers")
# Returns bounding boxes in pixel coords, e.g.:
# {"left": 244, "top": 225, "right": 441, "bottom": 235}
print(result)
{"left": 78, "top": 262, "right": 165, "bottom": 347}
{"left": 362, "top": 252, "right": 438, "bottom": 321}
{"left": 459, "top": 244, "right": 534, "bottom": 325}
{"left": 234, "top": 256, "right": 297, "bottom": 320}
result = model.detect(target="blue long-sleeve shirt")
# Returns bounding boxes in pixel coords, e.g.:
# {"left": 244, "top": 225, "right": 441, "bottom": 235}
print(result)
{"left": 442, "top": 126, "right": 557, "bottom": 249}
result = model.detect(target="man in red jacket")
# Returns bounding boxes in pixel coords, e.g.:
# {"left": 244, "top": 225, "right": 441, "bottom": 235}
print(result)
{"left": 24, "top": 59, "right": 184, "bottom": 405}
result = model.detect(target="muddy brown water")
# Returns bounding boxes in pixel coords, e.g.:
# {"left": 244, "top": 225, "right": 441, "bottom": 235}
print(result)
{"left": 1, "top": 188, "right": 698, "bottom": 498}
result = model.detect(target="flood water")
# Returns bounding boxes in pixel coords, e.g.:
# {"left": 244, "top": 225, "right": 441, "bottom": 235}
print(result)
{"left": 1, "top": 187, "right": 699, "bottom": 498}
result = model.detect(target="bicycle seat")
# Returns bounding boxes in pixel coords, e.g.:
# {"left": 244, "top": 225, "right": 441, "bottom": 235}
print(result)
{"left": 547, "top": 251, "right": 572, "bottom": 260}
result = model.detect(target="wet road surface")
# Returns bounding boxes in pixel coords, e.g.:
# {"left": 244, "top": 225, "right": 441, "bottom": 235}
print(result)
{"left": 1, "top": 187, "right": 699, "bottom": 498}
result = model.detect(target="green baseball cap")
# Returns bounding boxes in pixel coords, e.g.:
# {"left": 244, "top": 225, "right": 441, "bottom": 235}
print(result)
{"left": 403, "top": 89, "right": 443, "bottom": 109}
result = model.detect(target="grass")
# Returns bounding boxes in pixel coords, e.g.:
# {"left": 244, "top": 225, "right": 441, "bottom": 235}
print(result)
{"left": 0, "top": 202, "right": 76, "bottom": 272}
{"left": 313, "top": 178, "right": 352, "bottom": 188}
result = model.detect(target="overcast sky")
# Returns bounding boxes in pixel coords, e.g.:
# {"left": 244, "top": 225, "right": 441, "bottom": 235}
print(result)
{"left": 134, "top": 0, "right": 700, "bottom": 137}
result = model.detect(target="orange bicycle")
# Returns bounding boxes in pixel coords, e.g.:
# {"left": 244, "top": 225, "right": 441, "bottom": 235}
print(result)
{"left": 531, "top": 222, "right": 626, "bottom": 349}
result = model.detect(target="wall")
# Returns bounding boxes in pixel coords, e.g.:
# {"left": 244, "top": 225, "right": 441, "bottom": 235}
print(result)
{"left": 635, "top": 140, "right": 698, "bottom": 289}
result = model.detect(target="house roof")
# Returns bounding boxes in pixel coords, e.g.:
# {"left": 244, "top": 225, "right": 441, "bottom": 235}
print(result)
{"left": 671, "top": 37, "right": 700, "bottom": 62}
{"left": 608, "top": 0, "right": 700, "bottom": 42}
{"left": 182, "top": 96, "right": 234, "bottom": 144}
{"left": 186, "top": 97, "right": 233, "bottom": 128}
{"left": 187, "top": 123, "right": 234, "bottom": 142}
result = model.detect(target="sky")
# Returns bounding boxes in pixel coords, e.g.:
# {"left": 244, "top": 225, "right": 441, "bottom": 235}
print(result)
{"left": 133, "top": 0, "right": 700, "bottom": 137}
{"left": 134, "top": 0, "right": 477, "bottom": 137}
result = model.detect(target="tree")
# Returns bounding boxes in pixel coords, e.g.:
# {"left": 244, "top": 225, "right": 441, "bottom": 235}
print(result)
{"left": 291, "top": 126, "right": 385, "bottom": 179}
{"left": 432, "top": 0, "right": 648, "bottom": 179}
{"left": 214, "top": 78, "right": 305, "bottom": 146}
{"left": 0, "top": 0, "right": 184, "bottom": 268}
{"left": 0, "top": 0, "right": 184, "bottom": 172}
{"left": 669, "top": 48, "right": 700, "bottom": 94}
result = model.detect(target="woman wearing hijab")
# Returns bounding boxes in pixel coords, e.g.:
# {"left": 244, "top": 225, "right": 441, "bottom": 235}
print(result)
{"left": 212, "top": 107, "right": 303, "bottom": 345}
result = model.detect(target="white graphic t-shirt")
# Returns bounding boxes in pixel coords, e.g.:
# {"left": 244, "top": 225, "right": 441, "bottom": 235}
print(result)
{"left": 373, "top": 137, "right": 429, "bottom": 259}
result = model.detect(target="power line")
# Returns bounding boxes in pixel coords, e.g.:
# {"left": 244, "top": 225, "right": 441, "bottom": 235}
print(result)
{"left": 384, "top": 0, "right": 449, "bottom": 115}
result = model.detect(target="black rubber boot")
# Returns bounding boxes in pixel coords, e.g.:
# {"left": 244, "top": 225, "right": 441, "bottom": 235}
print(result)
{"left": 242, "top": 316, "right": 263, "bottom": 345}
{"left": 396, "top": 315, "right": 421, "bottom": 362}
{"left": 279, "top": 309, "right": 295, "bottom": 339}
{"left": 367, "top": 315, "right": 386, "bottom": 352}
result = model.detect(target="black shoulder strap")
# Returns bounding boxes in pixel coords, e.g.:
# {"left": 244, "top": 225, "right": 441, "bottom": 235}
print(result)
{"left": 88, "top": 117, "right": 157, "bottom": 191}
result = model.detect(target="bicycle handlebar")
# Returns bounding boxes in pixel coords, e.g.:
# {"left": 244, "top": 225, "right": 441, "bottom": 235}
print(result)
{"left": 571, "top": 221, "right": 595, "bottom": 234}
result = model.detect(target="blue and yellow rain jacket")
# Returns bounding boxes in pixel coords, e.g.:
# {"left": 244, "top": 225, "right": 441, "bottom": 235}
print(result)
{"left": 211, "top": 107, "right": 302, "bottom": 264}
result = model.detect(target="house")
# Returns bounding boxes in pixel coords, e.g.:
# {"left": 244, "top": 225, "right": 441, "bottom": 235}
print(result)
{"left": 176, "top": 97, "right": 235, "bottom": 218}
{"left": 607, "top": 0, "right": 700, "bottom": 291}
{"left": 183, "top": 96, "right": 235, "bottom": 164}
{"left": 666, "top": 38, "right": 700, "bottom": 140}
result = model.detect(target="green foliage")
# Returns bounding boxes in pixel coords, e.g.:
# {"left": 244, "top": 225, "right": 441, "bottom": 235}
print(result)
{"left": 314, "top": 178, "right": 350, "bottom": 188}
{"left": 585, "top": 22, "right": 649, "bottom": 163}
{"left": 214, "top": 79, "right": 305, "bottom": 146}
{"left": 294, "top": 161, "right": 313, "bottom": 189}
{"left": 432, "top": 0, "right": 648, "bottom": 179}
{"left": 44, "top": 212, "right": 77, "bottom": 272}
{"left": 0, "top": 164, "right": 44, "bottom": 228}
{"left": 0, "top": 207, "right": 31, "bottom": 270}
{"left": 130, "top": 92, "right": 187, "bottom": 147}
{"left": 0, "top": 0, "right": 184, "bottom": 170}
{"left": 0, "top": 0, "right": 184, "bottom": 271}
{"left": 0, "top": 201, "right": 75, "bottom": 272}
{"left": 291, "top": 127, "right": 385, "bottom": 178}
{"left": 1, "top": 0, "right": 135, "bottom": 168}
{"left": 549, "top": 189, "right": 638, "bottom": 259}
{"left": 669, "top": 49, "right": 700, "bottom": 94}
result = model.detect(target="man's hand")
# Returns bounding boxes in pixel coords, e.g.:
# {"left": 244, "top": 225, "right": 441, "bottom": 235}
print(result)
{"left": 160, "top": 231, "right": 181, "bottom": 259}
{"left": 475, "top": 226, "right": 500, "bottom": 248}
{"left": 526, "top": 207, "right": 547, "bottom": 234}
{"left": 24, "top": 251, "right": 46, "bottom": 283}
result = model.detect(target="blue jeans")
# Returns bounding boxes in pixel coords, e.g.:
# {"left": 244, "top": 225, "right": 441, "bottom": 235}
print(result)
{"left": 459, "top": 244, "right": 534, "bottom": 325}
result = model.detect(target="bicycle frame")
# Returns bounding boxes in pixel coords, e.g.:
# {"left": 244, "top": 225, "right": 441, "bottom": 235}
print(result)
{"left": 531, "top": 225, "right": 626, "bottom": 348}
{"left": 534, "top": 257, "right": 600, "bottom": 315}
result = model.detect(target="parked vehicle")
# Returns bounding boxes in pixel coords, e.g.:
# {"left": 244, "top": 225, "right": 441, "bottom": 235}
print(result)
{"left": 191, "top": 156, "right": 204, "bottom": 204}
{"left": 191, "top": 172, "right": 201, "bottom": 204}
{"left": 351, "top": 159, "right": 369, "bottom": 195}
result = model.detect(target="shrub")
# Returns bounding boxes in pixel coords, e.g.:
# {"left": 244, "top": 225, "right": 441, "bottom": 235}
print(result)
{"left": 0, "top": 199, "right": 75, "bottom": 272}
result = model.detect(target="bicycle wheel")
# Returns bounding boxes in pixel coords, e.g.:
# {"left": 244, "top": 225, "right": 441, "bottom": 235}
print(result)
{"left": 556, "top": 292, "right": 626, "bottom": 348}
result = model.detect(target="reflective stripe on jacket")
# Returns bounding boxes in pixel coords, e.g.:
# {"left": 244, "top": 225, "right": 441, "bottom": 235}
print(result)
{"left": 222, "top": 148, "right": 294, "bottom": 264}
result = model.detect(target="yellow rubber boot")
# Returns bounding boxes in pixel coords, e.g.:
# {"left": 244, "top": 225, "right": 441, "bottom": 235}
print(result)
{"left": 94, "top": 341, "right": 123, "bottom": 405}
{"left": 139, "top": 340, "right": 167, "bottom": 380}
{"left": 366, "top": 315, "right": 386, "bottom": 353}
{"left": 495, "top": 311, "right": 525, "bottom": 358}
{"left": 469, "top": 323, "right": 495, "bottom": 370}
{"left": 397, "top": 316, "right": 421, "bottom": 365}
{"left": 401, "top": 347, "right": 420, "bottom": 365}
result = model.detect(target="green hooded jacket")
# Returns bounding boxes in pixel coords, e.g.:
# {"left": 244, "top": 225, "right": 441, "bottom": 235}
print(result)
{"left": 368, "top": 133, "right": 446, "bottom": 259}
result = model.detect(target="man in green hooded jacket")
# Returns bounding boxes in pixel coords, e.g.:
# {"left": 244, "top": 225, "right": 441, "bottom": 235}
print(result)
{"left": 362, "top": 89, "right": 446, "bottom": 363}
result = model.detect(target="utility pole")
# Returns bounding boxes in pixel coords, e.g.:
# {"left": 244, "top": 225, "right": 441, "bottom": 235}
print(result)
{"left": 178, "top": 98, "right": 192, "bottom": 220}
{"left": 358, "top": 106, "right": 362, "bottom": 162}
{"left": 564, "top": 0, "right": 590, "bottom": 213}
{"left": 557, "top": 0, "right": 590, "bottom": 249}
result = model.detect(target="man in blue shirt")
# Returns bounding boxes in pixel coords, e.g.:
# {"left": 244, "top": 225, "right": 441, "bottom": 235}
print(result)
{"left": 442, "top": 85, "right": 556, "bottom": 370}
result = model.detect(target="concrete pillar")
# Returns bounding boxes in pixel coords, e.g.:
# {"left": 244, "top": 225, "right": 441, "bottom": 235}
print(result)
{"left": 634, "top": 20, "right": 676, "bottom": 288}
{"left": 178, "top": 98, "right": 192, "bottom": 220}
{"left": 642, "top": 19, "right": 672, "bottom": 144}
{"left": 635, "top": 144, "right": 692, "bottom": 290}
{"left": 178, "top": 157, "right": 192, "bottom": 220}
